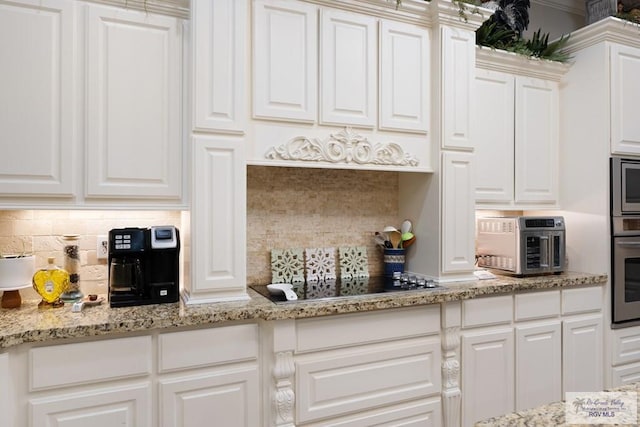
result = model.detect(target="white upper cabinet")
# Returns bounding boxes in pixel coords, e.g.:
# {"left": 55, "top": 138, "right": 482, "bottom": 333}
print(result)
{"left": 253, "top": 0, "right": 318, "bottom": 123}
{"left": 0, "top": 0, "right": 76, "bottom": 198}
{"left": 514, "top": 76, "right": 559, "bottom": 204}
{"left": 474, "top": 68, "right": 515, "bottom": 204}
{"left": 192, "top": 0, "right": 246, "bottom": 133}
{"left": 380, "top": 20, "right": 430, "bottom": 133}
{"left": 320, "top": 9, "right": 376, "bottom": 128}
{"left": 249, "top": 0, "right": 433, "bottom": 171}
{"left": 474, "top": 49, "right": 567, "bottom": 209}
{"left": 441, "top": 26, "right": 475, "bottom": 150}
{"left": 85, "top": 4, "right": 183, "bottom": 201}
{"left": 611, "top": 43, "right": 640, "bottom": 155}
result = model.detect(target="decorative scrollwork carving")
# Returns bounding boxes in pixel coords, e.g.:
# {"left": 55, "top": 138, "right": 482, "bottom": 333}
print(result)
{"left": 273, "top": 351, "right": 295, "bottom": 426}
{"left": 265, "top": 127, "right": 419, "bottom": 167}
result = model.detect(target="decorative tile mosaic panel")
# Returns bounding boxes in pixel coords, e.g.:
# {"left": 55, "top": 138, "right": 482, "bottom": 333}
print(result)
{"left": 339, "top": 246, "right": 369, "bottom": 279}
{"left": 270, "top": 248, "right": 305, "bottom": 284}
{"left": 305, "top": 247, "right": 336, "bottom": 282}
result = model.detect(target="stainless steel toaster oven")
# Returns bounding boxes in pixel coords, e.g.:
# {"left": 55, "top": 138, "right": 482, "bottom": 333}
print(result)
{"left": 476, "top": 216, "right": 566, "bottom": 276}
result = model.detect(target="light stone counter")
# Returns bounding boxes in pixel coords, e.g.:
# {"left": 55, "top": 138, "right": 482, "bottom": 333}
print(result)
{"left": 0, "top": 271, "right": 607, "bottom": 349}
{"left": 475, "top": 383, "right": 640, "bottom": 426}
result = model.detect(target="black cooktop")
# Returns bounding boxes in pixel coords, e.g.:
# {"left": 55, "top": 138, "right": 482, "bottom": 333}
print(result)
{"left": 251, "top": 276, "right": 443, "bottom": 303}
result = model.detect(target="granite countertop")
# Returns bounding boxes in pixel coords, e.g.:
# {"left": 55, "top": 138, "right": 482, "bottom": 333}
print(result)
{"left": 0, "top": 271, "right": 607, "bottom": 350}
{"left": 475, "top": 383, "right": 640, "bottom": 426}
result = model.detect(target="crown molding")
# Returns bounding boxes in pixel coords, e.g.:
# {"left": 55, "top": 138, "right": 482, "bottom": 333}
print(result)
{"left": 564, "top": 16, "right": 640, "bottom": 52}
{"left": 476, "top": 45, "right": 571, "bottom": 81}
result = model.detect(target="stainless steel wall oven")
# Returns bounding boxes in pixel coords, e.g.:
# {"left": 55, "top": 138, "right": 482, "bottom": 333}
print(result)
{"left": 611, "top": 157, "right": 640, "bottom": 327}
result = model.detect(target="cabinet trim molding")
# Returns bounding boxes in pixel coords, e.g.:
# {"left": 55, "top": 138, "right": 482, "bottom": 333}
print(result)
{"left": 265, "top": 126, "right": 420, "bottom": 167}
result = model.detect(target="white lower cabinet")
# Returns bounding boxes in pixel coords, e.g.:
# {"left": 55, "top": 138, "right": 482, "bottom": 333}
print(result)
{"left": 461, "top": 328, "right": 514, "bottom": 426}
{"left": 30, "top": 383, "right": 151, "bottom": 427}
{"left": 611, "top": 325, "right": 640, "bottom": 387}
{"left": 515, "top": 321, "right": 561, "bottom": 410}
{"left": 461, "top": 287, "right": 604, "bottom": 426}
{"left": 292, "top": 306, "right": 442, "bottom": 426}
{"left": 7, "top": 325, "right": 260, "bottom": 427}
{"left": 159, "top": 367, "right": 259, "bottom": 427}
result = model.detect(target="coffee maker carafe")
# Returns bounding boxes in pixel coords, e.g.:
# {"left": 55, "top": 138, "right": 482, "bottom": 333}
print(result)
{"left": 108, "top": 226, "right": 180, "bottom": 307}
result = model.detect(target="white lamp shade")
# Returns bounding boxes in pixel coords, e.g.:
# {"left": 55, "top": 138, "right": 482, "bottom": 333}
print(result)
{"left": 0, "top": 256, "right": 35, "bottom": 289}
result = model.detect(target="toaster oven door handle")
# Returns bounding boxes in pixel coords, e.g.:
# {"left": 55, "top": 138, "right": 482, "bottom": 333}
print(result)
{"left": 616, "top": 241, "right": 640, "bottom": 247}
{"left": 540, "top": 235, "right": 550, "bottom": 268}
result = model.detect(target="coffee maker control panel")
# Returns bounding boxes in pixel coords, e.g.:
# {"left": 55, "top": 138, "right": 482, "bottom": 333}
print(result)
{"left": 110, "top": 228, "right": 145, "bottom": 252}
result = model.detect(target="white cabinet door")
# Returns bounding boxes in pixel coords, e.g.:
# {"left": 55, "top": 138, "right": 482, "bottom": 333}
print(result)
{"left": 30, "top": 383, "right": 151, "bottom": 427}
{"left": 0, "top": 353, "right": 9, "bottom": 427}
{"left": 563, "top": 314, "right": 603, "bottom": 393}
{"left": 159, "top": 366, "right": 259, "bottom": 427}
{"left": 514, "top": 76, "right": 558, "bottom": 204}
{"left": 0, "top": 0, "right": 75, "bottom": 197}
{"left": 611, "top": 44, "right": 640, "bottom": 155}
{"left": 515, "top": 321, "right": 562, "bottom": 411}
{"left": 474, "top": 69, "right": 514, "bottom": 204}
{"left": 253, "top": 0, "right": 317, "bottom": 122}
{"left": 462, "top": 328, "right": 514, "bottom": 427}
{"left": 192, "top": 0, "right": 246, "bottom": 133}
{"left": 442, "top": 152, "right": 475, "bottom": 273}
{"left": 186, "top": 136, "right": 247, "bottom": 303}
{"left": 441, "top": 26, "right": 474, "bottom": 149}
{"left": 379, "top": 20, "right": 430, "bottom": 133}
{"left": 320, "top": 9, "right": 376, "bottom": 127}
{"left": 85, "top": 5, "right": 182, "bottom": 200}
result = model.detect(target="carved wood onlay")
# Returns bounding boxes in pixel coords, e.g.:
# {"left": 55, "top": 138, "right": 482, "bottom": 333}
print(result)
{"left": 442, "top": 326, "right": 461, "bottom": 427}
{"left": 265, "top": 127, "right": 420, "bottom": 167}
{"left": 273, "top": 351, "right": 295, "bottom": 426}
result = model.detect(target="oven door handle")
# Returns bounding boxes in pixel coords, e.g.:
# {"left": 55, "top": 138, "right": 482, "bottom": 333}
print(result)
{"left": 540, "top": 235, "right": 550, "bottom": 268}
{"left": 616, "top": 241, "right": 640, "bottom": 247}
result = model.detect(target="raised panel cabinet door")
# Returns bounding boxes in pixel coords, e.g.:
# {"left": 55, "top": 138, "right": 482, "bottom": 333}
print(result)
{"left": 611, "top": 44, "right": 640, "bottom": 155}
{"left": 192, "top": 0, "right": 246, "bottom": 133}
{"left": 474, "top": 68, "right": 515, "bottom": 204}
{"left": 0, "top": 0, "right": 75, "bottom": 197}
{"left": 86, "top": 5, "right": 183, "bottom": 200}
{"left": 186, "top": 136, "right": 247, "bottom": 303}
{"left": 30, "top": 383, "right": 151, "bottom": 427}
{"left": 379, "top": 20, "right": 429, "bottom": 133}
{"left": 442, "top": 152, "right": 475, "bottom": 273}
{"left": 462, "top": 328, "right": 514, "bottom": 427}
{"left": 514, "top": 76, "right": 559, "bottom": 205}
{"left": 0, "top": 353, "right": 9, "bottom": 426}
{"left": 441, "top": 26, "right": 474, "bottom": 149}
{"left": 515, "top": 321, "right": 561, "bottom": 411}
{"left": 320, "top": 9, "right": 376, "bottom": 127}
{"left": 253, "top": 0, "right": 317, "bottom": 122}
{"left": 159, "top": 366, "right": 259, "bottom": 427}
{"left": 563, "top": 314, "right": 603, "bottom": 393}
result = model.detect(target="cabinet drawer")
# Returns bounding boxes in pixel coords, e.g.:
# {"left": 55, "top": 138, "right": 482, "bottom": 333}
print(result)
{"left": 515, "top": 290, "right": 560, "bottom": 321}
{"left": 158, "top": 324, "right": 258, "bottom": 372}
{"left": 296, "top": 306, "right": 439, "bottom": 352}
{"left": 296, "top": 337, "right": 440, "bottom": 423}
{"left": 612, "top": 361, "right": 640, "bottom": 388}
{"left": 612, "top": 326, "right": 640, "bottom": 366}
{"left": 30, "top": 336, "right": 152, "bottom": 391}
{"left": 562, "top": 286, "right": 603, "bottom": 315}
{"left": 463, "top": 295, "right": 513, "bottom": 328}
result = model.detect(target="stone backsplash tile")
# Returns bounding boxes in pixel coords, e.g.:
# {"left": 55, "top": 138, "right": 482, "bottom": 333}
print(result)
{"left": 246, "top": 166, "right": 400, "bottom": 285}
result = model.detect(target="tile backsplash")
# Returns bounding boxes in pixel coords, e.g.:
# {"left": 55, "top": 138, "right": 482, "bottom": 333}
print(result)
{"left": 246, "top": 166, "right": 400, "bottom": 285}
{"left": 0, "top": 210, "right": 183, "bottom": 299}
{"left": 0, "top": 167, "right": 400, "bottom": 298}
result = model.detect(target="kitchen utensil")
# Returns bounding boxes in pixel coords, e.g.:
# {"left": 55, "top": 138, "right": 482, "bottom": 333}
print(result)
{"left": 403, "top": 235, "right": 416, "bottom": 248}
{"left": 389, "top": 230, "right": 402, "bottom": 248}
{"left": 401, "top": 232, "right": 414, "bottom": 242}
{"left": 267, "top": 283, "right": 298, "bottom": 301}
{"left": 373, "top": 232, "right": 387, "bottom": 248}
{"left": 401, "top": 220, "right": 413, "bottom": 235}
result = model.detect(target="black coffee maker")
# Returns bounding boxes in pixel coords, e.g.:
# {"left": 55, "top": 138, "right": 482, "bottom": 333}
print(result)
{"left": 108, "top": 226, "right": 180, "bottom": 307}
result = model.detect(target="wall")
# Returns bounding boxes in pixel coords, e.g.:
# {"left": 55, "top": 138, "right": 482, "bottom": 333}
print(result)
{"left": 246, "top": 166, "right": 401, "bottom": 285}
{"left": 527, "top": 1, "right": 585, "bottom": 40}
{"left": 0, "top": 210, "right": 183, "bottom": 299}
